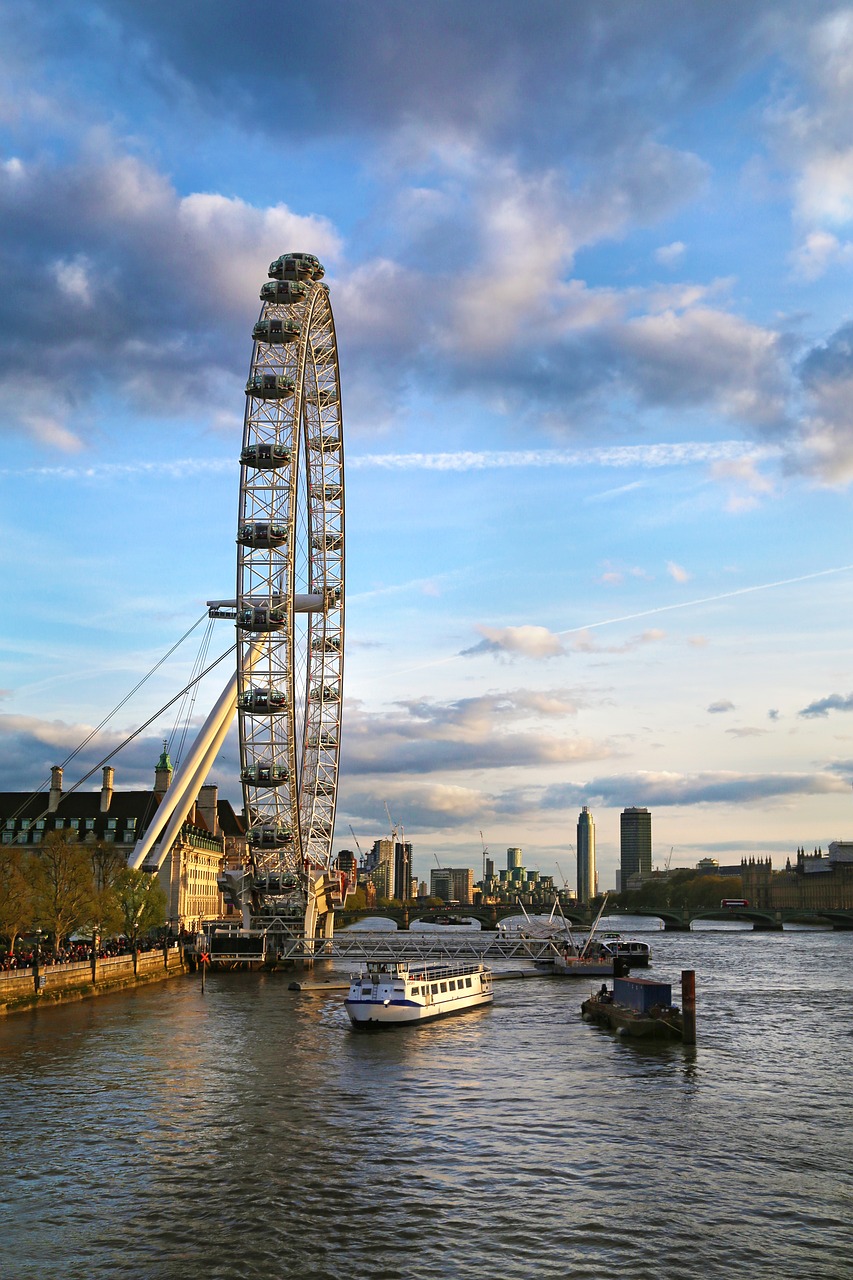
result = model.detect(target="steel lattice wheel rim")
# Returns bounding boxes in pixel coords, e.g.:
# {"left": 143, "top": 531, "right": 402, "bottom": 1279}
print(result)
{"left": 236, "top": 253, "right": 344, "bottom": 921}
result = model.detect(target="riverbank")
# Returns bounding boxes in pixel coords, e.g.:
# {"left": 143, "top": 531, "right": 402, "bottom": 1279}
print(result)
{"left": 0, "top": 947, "right": 188, "bottom": 1016}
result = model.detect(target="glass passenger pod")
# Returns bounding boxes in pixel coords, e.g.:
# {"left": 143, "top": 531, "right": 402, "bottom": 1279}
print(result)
{"left": 314, "top": 780, "right": 335, "bottom": 797}
{"left": 313, "top": 484, "right": 342, "bottom": 503}
{"left": 240, "top": 763, "right": 290, "bottom": 787}
{"left": 240, "top": 442, "right": 292, "bottom": 470}
{"left": 237, "top": 522, "right": 288, "bottom": 548}
{"left": 308, "top": 433, "right": 340, "bottom": 454}
{"left": 311, "top": 635, "right": 342, "bottom": 652}
{"left": 311, "top": 533, "right": 343, "bottom": 552}
{"left": 309, "top": 684, "right": 341, "bottom": 703}
{"left": 238, "top": 686, "right": 288, "bottom": 713}
{"left": 248, "top": 825, "right": 294, "bottom": 849}
{"left": 312, "top": 345, "right": 335, "bottom": 366}
{"left": 304, "top": 388, "right": 338, "bottom": 407}
{"left": 259, "top": 280, "right": 310, "bottom": 305}
{"left": 268, "top": 253, "right": 325, "bottom": 282}
{"left": 252, "top": 318, "right": 300, "bottom": 344}
{"left": 237, "top": 605, "right": 286, "bottom": 632}
{"left": 245, "top": 372, "right": 296, "bottom": 400}
{"left": 255, "top": 872, "right": 300, "bottom": 894}
{"left": 309, "top": 730, "right": 338, "bottom": 748}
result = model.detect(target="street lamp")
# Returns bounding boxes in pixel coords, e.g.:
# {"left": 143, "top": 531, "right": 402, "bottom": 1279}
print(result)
{"left": 33, "top": 928, "right": 43, "bottom": 994}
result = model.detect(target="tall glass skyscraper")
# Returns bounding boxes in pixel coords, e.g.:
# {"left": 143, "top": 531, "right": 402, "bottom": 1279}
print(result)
{"left": 620, "top": 806, "right": 652, "bottom": 888}
{"left": 576, "top": 806, "right": 596, "bottom": 903}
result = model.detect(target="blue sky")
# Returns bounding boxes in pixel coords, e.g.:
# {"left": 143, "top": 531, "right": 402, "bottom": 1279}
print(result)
{"left": 2, "top": 0, "right": 853, "bottom": 888}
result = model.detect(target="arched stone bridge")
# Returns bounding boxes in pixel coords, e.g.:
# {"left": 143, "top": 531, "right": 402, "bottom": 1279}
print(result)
{"left": 336, "top": 904, "right": 853, "bottom": 932}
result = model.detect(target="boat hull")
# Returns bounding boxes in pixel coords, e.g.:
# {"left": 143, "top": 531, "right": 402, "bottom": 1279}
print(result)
{"left": 553, "top": 958, "right": 613, "bottom": 977}
{"left": 345, "top": 989, "right": 492, "bottom": 1027}
{"left": 345, "top": 960, "right": 493, "bottom": 1029}
{"left": 581, "top": 995, "right": 683, "bottom": 1039}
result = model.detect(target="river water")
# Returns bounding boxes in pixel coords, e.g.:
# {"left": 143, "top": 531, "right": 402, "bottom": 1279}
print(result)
{"left": 1, "top": 924, "right": 851, "bottom": 1280}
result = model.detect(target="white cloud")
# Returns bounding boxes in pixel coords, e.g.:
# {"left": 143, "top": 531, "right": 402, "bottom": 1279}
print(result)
{"left": 795, "top": 149, "right": 853, "bottom": 226}
{"left": 790, "top": 229, "right": 853, "bottom": 281}
{"left": 541, "top": 769, "right": 851, "bottom": 807}
{"left": 54, "top": 255, "right": 93, "bottom": 305}
{"left": 711, "top": 455, "right": 776, "bottom": 512}
{"left": 654, "top": 240, "right": 686, "bottom": 266}
{"left": 666, "top": 561, "right": 690, "bottom": 583}
{"left": 614, "top": 305, "right": 790, "bottom": 427}
{"left": 463, "top": 625, "right": 566, "bottom": 659}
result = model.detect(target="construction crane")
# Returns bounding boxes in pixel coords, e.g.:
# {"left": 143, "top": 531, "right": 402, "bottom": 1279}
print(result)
{"left": 666, "top": 846, "right": 674, "bottom": 871}
{"left": 384, "top": 801, "right": 399, "bottom": 843}
{"left": 348, "top": 824, "right": 365, "bottom": 867}
{"left": 480, "top": 830, "right": 489, "bottom": 882}
{"left": 555, "top": 861, "right": 570, "bottom": 888}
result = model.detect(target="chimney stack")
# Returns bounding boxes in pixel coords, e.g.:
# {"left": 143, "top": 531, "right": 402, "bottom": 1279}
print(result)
{"left": 100, "top": 765, "right": 114, "bottom": 813}
{"left": 48, "top": 765, "right": 63, "bottom": 813}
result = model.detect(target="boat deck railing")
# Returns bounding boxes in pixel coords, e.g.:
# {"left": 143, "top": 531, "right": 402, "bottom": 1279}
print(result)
{"left": 363, "top": 959, "right": 488, "bottom": 981}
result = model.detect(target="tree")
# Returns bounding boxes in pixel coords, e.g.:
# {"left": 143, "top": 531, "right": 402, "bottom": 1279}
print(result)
{"left": 31, "top": 832, "right": 97, "bottom": 953}
{"left": 0, "top": 847, "right": 35, "bottom": 954}
{"left": 109, "top": 868, "right": 166, "bottom": 965}
{"left": 90, "top": 841, "right": 128, "bottom": 894}
{"left": 88, "top": 840, "right": 129, "bottom": 946}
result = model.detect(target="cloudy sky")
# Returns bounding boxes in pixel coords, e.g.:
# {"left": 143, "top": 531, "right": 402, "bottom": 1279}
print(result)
{"left": 2, "top": 0, "right": 853, "bottom": 888}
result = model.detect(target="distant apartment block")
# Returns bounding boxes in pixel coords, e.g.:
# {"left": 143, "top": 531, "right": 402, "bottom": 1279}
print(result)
{"left": 368, "top": 837, "right": 413, "bottom": 901}
{"left": 430, "top": 867, "right": 474, "bottom": 905}
{"left": 620, "top": 807, "right": 652, "bottom": 887}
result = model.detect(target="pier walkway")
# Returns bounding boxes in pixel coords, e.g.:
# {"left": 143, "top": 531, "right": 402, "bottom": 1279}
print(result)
{"left": 207, "top": 929, "right": 561, "bottom": 967}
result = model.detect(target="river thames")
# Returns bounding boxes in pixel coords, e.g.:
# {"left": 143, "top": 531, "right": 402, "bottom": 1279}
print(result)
{"left": 1, "top": 923, "right": 851, "bottom": 1280}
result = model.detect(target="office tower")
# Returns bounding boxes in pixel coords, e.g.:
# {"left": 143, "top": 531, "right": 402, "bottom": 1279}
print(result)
{"left": 335, "top": 849, "right": 358, "bottom": 889}
{"left": 394, "top": 841, "right": 413, "bottom": 901}
{"left": 507, "top": 847, "right": 523, "bottom": 871}
{"left": 620, "top": 807, "right": 652, "bottom": 887}
{"left": 577, "top": 806, "right": 596, "bottom": 903}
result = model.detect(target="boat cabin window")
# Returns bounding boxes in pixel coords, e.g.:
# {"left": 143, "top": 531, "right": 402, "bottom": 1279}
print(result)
{"left": 440, "top": 982, "right": 448, "bottom": 993}
{"left": 431, "top": 984, "right": 439, "bottom": 994}
{"left": 411, "top": 986, "right": 420, "bottom": 995}
{"left": 465, "top": 978, "right": 472, "bottom": 988}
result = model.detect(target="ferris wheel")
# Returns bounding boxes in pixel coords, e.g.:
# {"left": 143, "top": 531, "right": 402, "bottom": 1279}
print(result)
{"left": 232, "top": 251, "right": 344, "bottom": 929}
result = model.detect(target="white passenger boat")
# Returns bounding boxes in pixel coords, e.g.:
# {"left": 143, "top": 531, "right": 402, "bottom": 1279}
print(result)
{"left": 597, "top": 934, "right": 652, "bottom": 967}
{"left": 344, "top": 960, "right": 493, "bottom": 1028}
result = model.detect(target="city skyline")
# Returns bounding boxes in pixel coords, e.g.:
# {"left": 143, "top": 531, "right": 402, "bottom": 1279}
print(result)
{"left": 1, "top": 3, "right": 853, "bottom": 890}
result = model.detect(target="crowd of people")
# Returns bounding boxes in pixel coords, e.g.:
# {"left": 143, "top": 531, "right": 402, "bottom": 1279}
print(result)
{"left": 0, "top": 937, "right": 174, "bottom": 970}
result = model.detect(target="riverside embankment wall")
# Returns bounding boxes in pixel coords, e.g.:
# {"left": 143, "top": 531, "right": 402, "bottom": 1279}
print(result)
{"left": 0, "top": 948, "right": 188, "bottom": 1016}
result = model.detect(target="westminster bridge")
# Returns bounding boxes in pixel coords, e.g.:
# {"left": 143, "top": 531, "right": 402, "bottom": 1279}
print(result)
{"left": 335, "top": 904, "right": 853, "bottom": 932}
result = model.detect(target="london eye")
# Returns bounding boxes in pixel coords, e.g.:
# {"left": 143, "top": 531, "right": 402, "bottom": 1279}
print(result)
{"left": 210, "top": 251, "right": 345, "bottom": 941}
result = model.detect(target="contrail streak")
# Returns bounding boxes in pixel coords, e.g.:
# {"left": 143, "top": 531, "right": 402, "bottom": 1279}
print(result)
{"left": 560, "top": 564, "right": 853, "bottom": 635}
{"left": 350, "top": 441, "right": 780, "bottom": 472}
{"left": 0, "top": 440, "right": 780, "bottom": 481}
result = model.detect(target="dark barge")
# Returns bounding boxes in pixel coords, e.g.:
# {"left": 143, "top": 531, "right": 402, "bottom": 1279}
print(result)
{"left": 581, "top": 972, "right": 696, "bottom": 1042}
